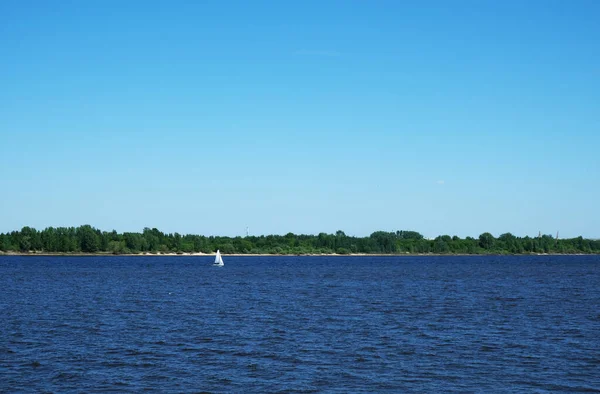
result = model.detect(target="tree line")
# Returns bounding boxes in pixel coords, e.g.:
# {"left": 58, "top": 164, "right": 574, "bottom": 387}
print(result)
{"left": 0, "top": 225, "right": 599, "bottom": 255}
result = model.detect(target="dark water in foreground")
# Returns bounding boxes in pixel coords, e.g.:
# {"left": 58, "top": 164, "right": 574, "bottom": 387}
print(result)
{"left": 1, "top": 255, "right": 599, "bottom": 393}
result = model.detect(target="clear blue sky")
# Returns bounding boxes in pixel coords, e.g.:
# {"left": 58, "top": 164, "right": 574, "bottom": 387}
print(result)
{"left": 1, "top": 0, "right": 598, "bottom": 238}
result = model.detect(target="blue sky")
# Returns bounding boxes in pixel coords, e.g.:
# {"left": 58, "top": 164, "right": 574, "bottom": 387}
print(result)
{"left": 1, "top": 0, "right": 598, "bottom": 238}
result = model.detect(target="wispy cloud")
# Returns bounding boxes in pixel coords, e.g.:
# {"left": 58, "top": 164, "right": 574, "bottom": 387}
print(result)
{"left": 293, "top": 50, "right": 341, "bottom": 57}
{"left": 437, "top": 180, "right": 445, "bottom": 185}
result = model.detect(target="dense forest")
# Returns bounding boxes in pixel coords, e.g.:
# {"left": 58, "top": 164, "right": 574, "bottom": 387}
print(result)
{"left": 0, "top": 225, "right": 599, "bottom": 255}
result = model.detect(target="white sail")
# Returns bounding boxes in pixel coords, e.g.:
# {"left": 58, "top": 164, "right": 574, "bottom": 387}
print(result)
{"left": 213, "top": 249, "right": 224, "bottom": 266}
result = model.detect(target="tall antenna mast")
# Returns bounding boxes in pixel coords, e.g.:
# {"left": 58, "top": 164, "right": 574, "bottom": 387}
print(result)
{"left": 246, "top": 226, "right": 249, "bottom": 237}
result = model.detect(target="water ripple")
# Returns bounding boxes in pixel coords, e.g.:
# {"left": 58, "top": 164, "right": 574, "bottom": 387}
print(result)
{"left": 1, "top": 255, "right": 599, "bottom": 392}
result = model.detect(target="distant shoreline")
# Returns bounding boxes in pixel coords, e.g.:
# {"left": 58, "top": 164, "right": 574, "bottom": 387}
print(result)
{"left": 0, "top": 251, "right": 596, "bottom": 257}
{"left": 3, "top": 225, "right": 598, "bottom": 255}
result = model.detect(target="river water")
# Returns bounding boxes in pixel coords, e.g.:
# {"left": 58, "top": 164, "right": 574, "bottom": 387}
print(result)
{"left": 1, "top": 255, "right": 599, "bottom": 392}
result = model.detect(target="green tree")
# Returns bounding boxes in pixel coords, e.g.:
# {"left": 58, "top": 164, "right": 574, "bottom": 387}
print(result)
{"left": 396, "top": 231, "right": 424, "bottom": 240}
{"left": 108, "top": 240, "right": 126, "bottom": 254}
{"left": 433, "top": 237, "right": 449, "bottom": 253}
{"left": 370, "top": 231, "right": 397, "bottom": 253}
{"left": 479, "top": 232, "right": 495, "bottom": 250}
{"left": 19, "top": 236, "right": 31, "bottom": 252}
{"left": 79, "top": 225, "right": 99, "bottom": 253}
{"left": 123, "top": 232, "right": 142, "bottom": 253}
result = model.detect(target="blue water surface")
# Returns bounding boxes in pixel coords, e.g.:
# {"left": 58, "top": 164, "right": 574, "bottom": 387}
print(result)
{"left": 1, "top": 255, "right": 599, "bottom": 392}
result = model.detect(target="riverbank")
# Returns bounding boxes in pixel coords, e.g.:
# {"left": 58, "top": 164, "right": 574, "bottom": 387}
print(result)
{"left": 0, "top": 251, "right": 595, "bottom": 257}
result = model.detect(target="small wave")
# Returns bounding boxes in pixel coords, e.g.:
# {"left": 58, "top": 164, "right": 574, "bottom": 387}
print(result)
{"left": 489, "top": 296, "right": 524, "bottom": 302}
{"left": 51, "top": 371, "right": 80, "bottom": 382}
{"left": 398, "top": 348, "right": 416, "bottom": 355}
{"left": 100, "top": 361, "right": 131, "bottom": 368}
{"left": 358, "top": 346, "right": 377, "bottom": 352}
{"left": 479, "top": 345, "right": 498, "bottom": 352}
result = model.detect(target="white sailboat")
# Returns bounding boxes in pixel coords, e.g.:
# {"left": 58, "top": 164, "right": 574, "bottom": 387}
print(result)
{"left": 213, "top": 249, "right": 224, "bottom": 266}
